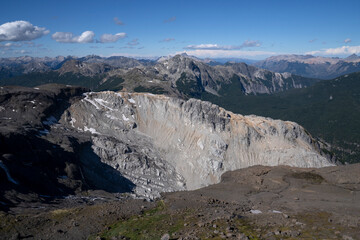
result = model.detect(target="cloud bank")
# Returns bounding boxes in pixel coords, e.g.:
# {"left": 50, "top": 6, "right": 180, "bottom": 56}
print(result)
{"left": 185, "top": 40, "right": 261, "bottom": 50}
{"left": 0, "top": 21, "right": 49, "bottom": 42}
{"left": 0, "top": 42, "right": 22, "bottom": 48}
{"left": 99, "top": 33, "right": 127, "bottom": 43}
{"left": 177, "top": 49, "right": 276, "bottom": 58}
{"left": 306, "top": 45, "right": 360, "bottom": 55}
{"left": 52, "top": 31, "right": 95, "bottom": 43}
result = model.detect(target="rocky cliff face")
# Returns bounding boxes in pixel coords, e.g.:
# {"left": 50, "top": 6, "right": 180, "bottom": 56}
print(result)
{"left": 62, "top": 91, "right": 333, "bottom": 198}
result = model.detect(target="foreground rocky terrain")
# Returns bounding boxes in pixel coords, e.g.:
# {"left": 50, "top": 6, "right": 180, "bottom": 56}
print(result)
{"left": 0, "top": 164, "right": 359, "bottom": 239}
{"left": 1, "top": 84, "right": 356, "bottom": 240}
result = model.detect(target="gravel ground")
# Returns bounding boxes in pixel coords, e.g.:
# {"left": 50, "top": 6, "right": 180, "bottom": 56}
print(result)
{"left": 1, "top": 164, "right": 359, "bottom": 239}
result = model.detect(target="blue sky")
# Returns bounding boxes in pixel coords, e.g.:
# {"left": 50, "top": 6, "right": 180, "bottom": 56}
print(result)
{"left": 0, "top": 0, "right": 359, "bottom": 59}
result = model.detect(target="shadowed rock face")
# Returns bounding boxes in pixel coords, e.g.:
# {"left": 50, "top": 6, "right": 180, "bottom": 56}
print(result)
{"left": 63, "top": 91, "right": 334, "bottom": 197}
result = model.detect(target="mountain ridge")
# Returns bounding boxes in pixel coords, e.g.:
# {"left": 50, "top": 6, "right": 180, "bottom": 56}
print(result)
{"left": 200, "top": 71, "right": 360, "bottom": 164}
{"left": 0, "top": 54, "right": 319, "bottom": 98}
{"left": 254, "top": 54, "right": 360, "bottom": 79}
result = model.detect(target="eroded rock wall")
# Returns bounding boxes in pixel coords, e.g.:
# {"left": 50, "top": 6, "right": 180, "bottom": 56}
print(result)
{"left": 62, "top": 91, "right": 334, "bottom": 197}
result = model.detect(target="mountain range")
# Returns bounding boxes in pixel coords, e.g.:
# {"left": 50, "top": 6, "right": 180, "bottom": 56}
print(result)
{"left": 254, "top": 54, "right": 360, "bottom": 79}
{"left": 1, "top": 54, "right": 360, "bottom": 163}
{"left": 2, "top": 54, "right": 360, "bottom": 82}
{"left": 0, "top": 54, "right": 318, "bottom": 97}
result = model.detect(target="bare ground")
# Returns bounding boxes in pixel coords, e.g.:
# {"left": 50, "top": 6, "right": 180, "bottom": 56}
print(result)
{"left": 1, "top": 164, "right": 359, "bottom": 240}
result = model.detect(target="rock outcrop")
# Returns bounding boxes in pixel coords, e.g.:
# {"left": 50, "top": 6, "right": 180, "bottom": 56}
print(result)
{"left": 63, "top": 91, "right": 334, "bottom": 198}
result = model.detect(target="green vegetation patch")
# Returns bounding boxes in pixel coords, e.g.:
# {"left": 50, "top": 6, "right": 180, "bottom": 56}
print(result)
{"left": 94, "top": 201, "right": 185, "bottom": 240}
{"left": 96, "top": 75, "right": 124, "bottom": 92}
{"left": 93, "top": 200, "right": 263, "bottom": 240}
{"left": 176, "top": 72, "right": 204, "bottom": 98}
{"left": 0, "top": 71, "right": 105, "bottom": 90}
{"left": 294, "top": 211, "right": 350, "bottom": 239}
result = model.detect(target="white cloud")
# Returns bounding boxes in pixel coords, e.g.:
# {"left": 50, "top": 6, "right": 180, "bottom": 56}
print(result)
{"left": 306, "top": 45, "right": 360, "bottom": 55}
{"left": 105, "top": 53, "right": 157, "bottom": 59}
{"left": 185, "top": 44, "right": 220, "bottom": 49}
{"left": 185, "top": 40, "right": 261, "bottom": 50}
{"left": 19, "top": 49, "right": 29, "bottom": 54}
{"left": 344, "top": 38, "right": 352, "bottom": 43}
{"left": 0, "top": 21, "right": 49, "bottom": 42}
{"left": 113, "top": 17, "right": 124, "bottom": 26}
{"left": 99, "top": 33, "right": 127, "bottom": 43}
{"left": 176, "top": 49, "right": 276, "bottom": 58}
{"left": 0, "top": 42, "right": 22, "bottom": 48}
{"left": 241, "top": 40, "right": 261, "bottom": 48}
{"left": 52, "top": 31, "right": 95, "bottom": 43}
{"left": 161, "top": 38, "right": 175, "bottom": 42}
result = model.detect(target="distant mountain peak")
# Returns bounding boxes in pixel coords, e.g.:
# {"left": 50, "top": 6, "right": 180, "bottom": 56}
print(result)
{"left": 254, "top": 54, "right": 360, "bottom": 79}
{"left": 57, "top": 59, "right": 113, "bottom": 76}
{"left": 158, "top": 53, "right": 200, "bottom": 64}
{"left": 345, "top": 54, "right": 359, "bottom": 60}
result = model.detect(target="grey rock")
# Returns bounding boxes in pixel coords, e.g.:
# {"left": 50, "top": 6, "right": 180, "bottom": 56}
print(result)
{"left": 62, "top": 91, "right": 333, "bottom": 198}
{"left": 160, "top": 233, "right": 170, "bottom": 240}
{"left": 342, "top": 235, "right": 354, "bottom": 240}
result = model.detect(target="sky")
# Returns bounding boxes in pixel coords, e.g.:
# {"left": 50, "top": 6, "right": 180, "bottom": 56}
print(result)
{"left": 0, "top": 0, "right": 359, "bottom": 59}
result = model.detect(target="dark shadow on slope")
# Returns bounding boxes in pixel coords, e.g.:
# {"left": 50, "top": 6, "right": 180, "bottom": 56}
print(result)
{"left": 0, "top": 131, "right": 82, "bottom": 212}
{"left": 0, "top": 131, "right": 136, "bottom": 212}
{"left": 78, "top": 142, "right": 135, "bottom": 193}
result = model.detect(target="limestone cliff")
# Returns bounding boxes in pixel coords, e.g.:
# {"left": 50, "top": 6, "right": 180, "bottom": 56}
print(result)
{"left": 62, "top": 91, "right": 334, "bottom": 198}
